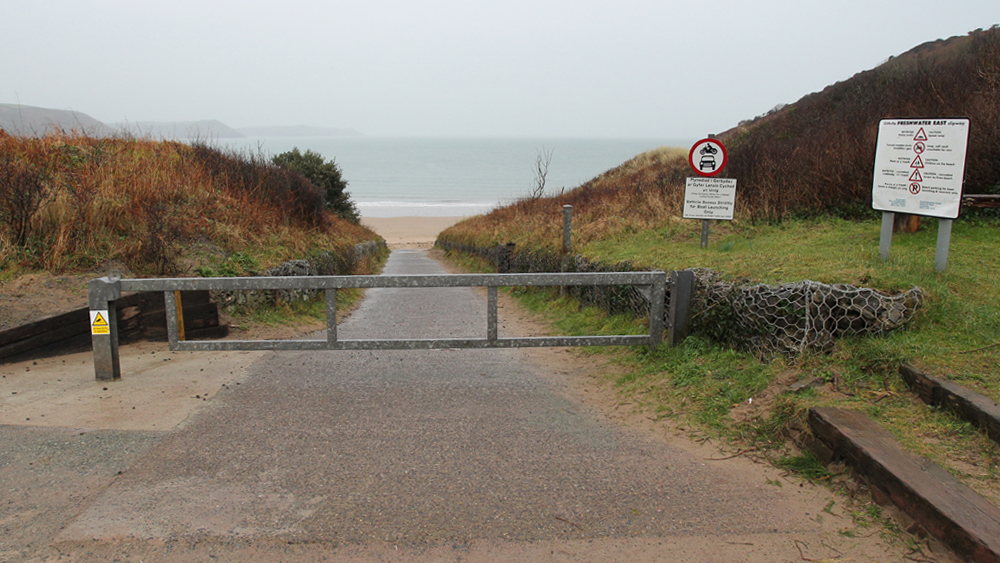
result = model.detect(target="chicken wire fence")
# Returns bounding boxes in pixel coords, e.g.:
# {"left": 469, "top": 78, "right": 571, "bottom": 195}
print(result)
{"left": 689, "top": 268, "right": 923, "bottom": 357}
{"left": 437, "top": 240, "right": 923, "bottom": 358}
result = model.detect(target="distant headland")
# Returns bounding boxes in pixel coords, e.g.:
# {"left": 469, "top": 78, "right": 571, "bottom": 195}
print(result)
{"left": 236, "top": 125, "right": 363, "bottom": 137}
{"left": 0, "top": 104, "right": 360, "bottom": 139}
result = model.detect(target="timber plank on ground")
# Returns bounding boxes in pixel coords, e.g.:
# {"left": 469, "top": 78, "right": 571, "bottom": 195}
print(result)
{"left": 900, "top": 363, "right": 1000, "bottom": 446}
{"left": 809, "top": 406, "right": 1000, "bottom": 563}
{"left": 1, "top": 334, "right": 93, "bottom": 362}
{"left": 0, "top": 309, "right": 89, "bottom": 348}
{"left": 0, "top": 290, "right": 224, "bottom": 364}
{"left": 0, "top": 319, "right": 91, "bottom": 361}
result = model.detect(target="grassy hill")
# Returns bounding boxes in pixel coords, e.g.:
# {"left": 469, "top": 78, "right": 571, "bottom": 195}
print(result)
{"left": 0, "top": 132, "right": 381, "bottom": 279}
{"left": 722, "top": 28, "right": 1000, "bottom": 221}
{"left": 0, "top": 103, "right": 111, "bottom": 137}
{"left": 443, "top": 26, "right": 1000, "bottom": 252}
{"left": 438, "top": 26, "right": 1000, "bottom": 505}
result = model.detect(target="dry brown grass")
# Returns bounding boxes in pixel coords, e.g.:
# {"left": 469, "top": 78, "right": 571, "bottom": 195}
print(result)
{"left": 0, "top": 132, "right": 376, "bottom": 276}
{"left": 443, "top": 146, "right": 688, "bottom": 250}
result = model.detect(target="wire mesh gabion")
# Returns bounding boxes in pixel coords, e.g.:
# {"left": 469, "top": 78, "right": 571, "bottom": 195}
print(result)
{"left": 692, "top": 268, "right": 923, "bottom": 357}
{"left": 436, "top": 240, "right": 924, "bottom": 357}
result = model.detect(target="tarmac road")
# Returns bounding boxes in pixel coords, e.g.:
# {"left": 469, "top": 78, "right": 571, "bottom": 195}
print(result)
{"left": 2, "top": 250, "right": 937, "bottom": 562}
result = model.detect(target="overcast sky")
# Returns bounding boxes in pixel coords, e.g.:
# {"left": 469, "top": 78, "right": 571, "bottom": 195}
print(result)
{"left": 2, "top": 0, "right": 998, "bottom": 138}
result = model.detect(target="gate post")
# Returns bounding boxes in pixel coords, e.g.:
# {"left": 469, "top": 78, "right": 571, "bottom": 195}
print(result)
{"left": 668, "top": 270, "right": 695, "bottom": 346}
{"left": 88, "top": 277, "right": 122, "bottom": 381}
{"left": 648, "top": 271, "right": 667, "bottom": 351}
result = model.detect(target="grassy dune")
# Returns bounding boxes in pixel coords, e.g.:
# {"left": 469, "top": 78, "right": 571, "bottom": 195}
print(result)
{"left": 0, "top": 132, "right": 379, "bottom": 278}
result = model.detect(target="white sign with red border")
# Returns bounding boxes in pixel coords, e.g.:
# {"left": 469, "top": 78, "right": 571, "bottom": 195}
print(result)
{"left": 684, "top": 177, "right": 737, "bottom": 220}
{"left": 689, "top": 138, "right": 728, "bottom": 177}
{"left": 872, "top": 118, "right": 970, "bottom": 219}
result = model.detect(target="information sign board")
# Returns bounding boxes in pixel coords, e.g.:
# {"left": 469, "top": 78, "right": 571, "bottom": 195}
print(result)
{"left": 683, "top": 177, "right": 737, "bottom": 220}
{"left": 872, "top": 118, "right": 970, "bottom": 219}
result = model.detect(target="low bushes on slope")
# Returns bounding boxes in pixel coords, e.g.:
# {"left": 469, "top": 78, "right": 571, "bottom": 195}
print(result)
{"left": 0, "top": 133, "right": 377, "bottom": 276}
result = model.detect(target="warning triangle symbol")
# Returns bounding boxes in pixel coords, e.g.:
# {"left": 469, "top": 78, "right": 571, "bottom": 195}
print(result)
{"left": 92, "top": 312, "right": 109, "bottom": 327}
{"left": 913, "top": 128, "right": 928, "bottom": 142}
{"left": 910, "top": 155, "right": 925, "bottom": 169}
{"left": 909, "top": 169, "right": 923, "bottom": 182}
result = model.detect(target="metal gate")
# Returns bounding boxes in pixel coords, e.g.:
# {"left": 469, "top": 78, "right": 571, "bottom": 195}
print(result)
{"left": 88, "top": 271, "right": 675, "bottom": 381}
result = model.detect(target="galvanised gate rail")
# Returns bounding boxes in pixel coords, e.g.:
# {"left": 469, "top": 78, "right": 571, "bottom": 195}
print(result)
{"left": 88, "top": 271, "right": 668, "bottom": 381}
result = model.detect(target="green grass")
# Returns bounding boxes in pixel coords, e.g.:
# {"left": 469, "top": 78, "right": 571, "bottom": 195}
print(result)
{"left": 511, "top": 286, "right": 649, "bottom": 338}
{"left": 625, "top": 336, "right": 778, "bottom": 430}
{"left": 583, "top": 216, "right": 1000, "bottom": 394}
{"left": 230, "top": 287, "right": 365, "bottom": 332}
{"left": 774, "top": 451, "right": 832, "bottom": 480}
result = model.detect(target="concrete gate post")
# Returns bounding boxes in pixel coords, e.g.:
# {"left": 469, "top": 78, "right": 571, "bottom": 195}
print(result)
{"left": 88, "top": 277, "right": 121, "bottom": 381}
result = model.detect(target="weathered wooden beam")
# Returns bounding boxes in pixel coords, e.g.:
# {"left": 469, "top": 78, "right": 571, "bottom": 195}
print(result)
{"left": 0, "top": 319, "right": 91, "bottom": 361}
{"left": 810, "top": 407, "right": 1000, "bottom": 563}
{"left": 0, "top": 309, "right": 88, "bottom": 348}
{"left": 900, "top": 364, "right": 1000, "bottom": 446}
{"left": 0, "top": 290, "right": 224, "bottom": 365}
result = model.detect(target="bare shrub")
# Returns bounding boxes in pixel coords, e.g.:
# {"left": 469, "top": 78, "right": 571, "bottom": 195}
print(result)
{"left": 530, "top": 147, "right": 553, "bottom": 199}
{"left": 0, "top": 149, "right": 49, "bottom": 247}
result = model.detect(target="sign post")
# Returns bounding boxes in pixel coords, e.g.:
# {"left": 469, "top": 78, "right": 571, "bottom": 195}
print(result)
{"left": 872, "top": 118, "right": 970, "bottom": 271}
{"left": 685, "top": 136, "right": 733, "bottom": 248}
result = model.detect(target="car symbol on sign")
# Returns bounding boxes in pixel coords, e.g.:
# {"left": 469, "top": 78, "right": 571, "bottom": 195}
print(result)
{"left": 699, "top": 155, "right": 716, "bottom": 171}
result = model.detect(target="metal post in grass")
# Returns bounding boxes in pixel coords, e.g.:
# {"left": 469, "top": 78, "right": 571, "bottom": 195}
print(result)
{"left": 879, "top": 213, "right": 954, "bottom": 271}
{"left": 88, "top": 277, "right": 121, "bottom": 381}
{"left": 935, "top": 218, "right": 953, "bottom": 272}
{"left": 561, "top": 205, "right": 572, "bottom": 297}
{"left": 878, "top": 211, "right": 894, "bottom": 261}
{"left": 701, "top": 134, "right": 718, "bottom": 249}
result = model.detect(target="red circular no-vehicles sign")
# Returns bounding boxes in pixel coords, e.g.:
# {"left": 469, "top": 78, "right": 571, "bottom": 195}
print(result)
{"left": 689, "top": 138, "right": 728, "bottom": 177}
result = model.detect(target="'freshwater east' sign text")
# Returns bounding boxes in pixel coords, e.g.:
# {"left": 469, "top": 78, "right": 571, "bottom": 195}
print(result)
{"left": 872, "top": 118, "right": 970, "bottom": 219}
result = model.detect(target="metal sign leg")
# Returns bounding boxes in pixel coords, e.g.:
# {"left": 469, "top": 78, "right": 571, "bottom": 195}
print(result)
{"left": 935, "top": 219, "right": 953, "bottom": 272}
{"left": 879, "top": 211, "right": 894, "bottom": 261}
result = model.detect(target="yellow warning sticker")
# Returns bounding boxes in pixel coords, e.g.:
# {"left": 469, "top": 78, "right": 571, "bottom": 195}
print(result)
{"left": 90, "top": 310, "right": 110, "bottom": 335}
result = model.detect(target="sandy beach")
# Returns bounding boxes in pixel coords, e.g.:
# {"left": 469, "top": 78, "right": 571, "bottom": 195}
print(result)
{"left": 361, "top": 215, "right": 466, "bottom": 249}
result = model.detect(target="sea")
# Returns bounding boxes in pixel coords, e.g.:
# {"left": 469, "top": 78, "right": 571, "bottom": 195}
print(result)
{"left": 217, "top": 137, "right": 693, "bottom": 217}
